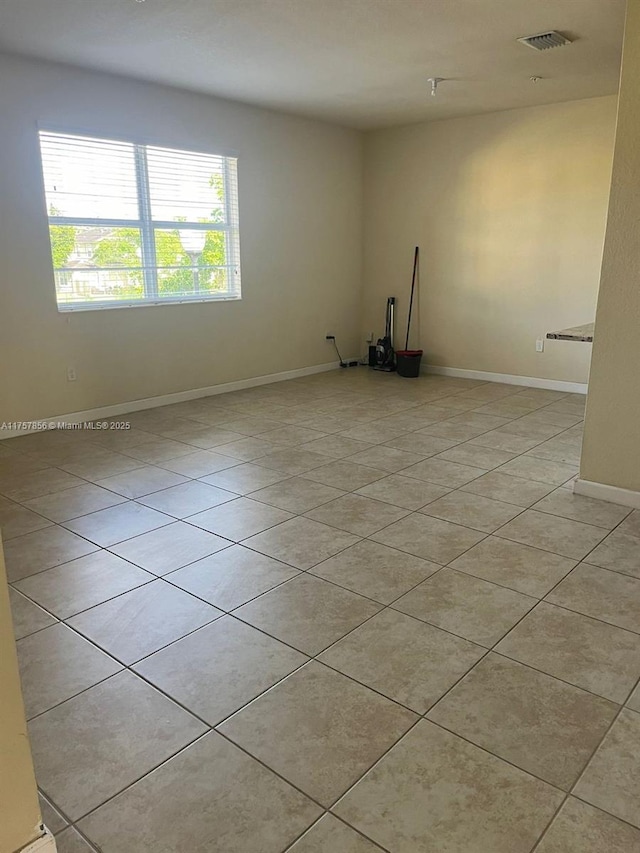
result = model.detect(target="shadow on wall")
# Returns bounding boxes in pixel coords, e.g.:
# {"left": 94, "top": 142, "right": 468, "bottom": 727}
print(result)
{"left": 363, "top": 95, "right": 616, "bottom": 384}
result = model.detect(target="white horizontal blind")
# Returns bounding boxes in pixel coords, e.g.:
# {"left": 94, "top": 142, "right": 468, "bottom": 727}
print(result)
{"left": 39, "top": 131, "right": 241, "bottom": 310}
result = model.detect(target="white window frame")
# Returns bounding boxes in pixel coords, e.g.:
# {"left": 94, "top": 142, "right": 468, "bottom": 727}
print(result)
{"left": 39, "top": 130, "right": 242, "bottom": 312}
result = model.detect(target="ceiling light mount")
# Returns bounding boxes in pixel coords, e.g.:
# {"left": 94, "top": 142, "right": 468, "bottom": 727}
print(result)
{"left": 427, "top": 77, "right": 444, "bottom": 97}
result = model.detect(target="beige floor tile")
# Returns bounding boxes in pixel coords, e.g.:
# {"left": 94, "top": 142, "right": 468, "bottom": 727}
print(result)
{"left": 258, "top": 425, "right": 327, "bottom": 447}
{"left": 59, "top": 452, "right": 145, "bottom": 482}
{"left": 39, "top": 792, "right": 67, "bottom": 834}
{"left": 496, "top": 602, "right": 640, "bottom": 703}
{"left": 137, "top": 480, "right": 236, "bottom": 518}
{"left": 30, "top": 670, "right": 206, "bottom": 821}
{"left": 122, "top": 438, "right": 196, "bottom": 464}
{"left": 168, "top": 544, "right": 299, "bottom": 610}
{"left": 370, "top": 514, "right": 485, "bottom": 564}
{"left": 546, "top": 564, "right": 640, "bottom": 633}
{"left": 156, "top": 449, "right": 239, "bottom": 477}
{"left": 78, "top": 732, "right": 321, "bottom": 853}
{"left": 256, "top": 448, "right": 331, "bottom": 475}
{"left": 234, "top": 574, "right": 380, "bottom": 654}
{"left": 188, "top": 497, "right": 293, "bottom": 541}
{"left": 535, "top": 797, "right": 640, "bottom": 853}
{"left": 0, "top": 468, "right": 86, "bottom": 502}
{"left": 320, "top": 608, "right": 483, "bottom": 713}
{"left": 89, "top": 426, "right": 156, "bottom": 451}
{"left": 446, "top": 412, "right": 513, "bottom": 431}
{"left": 435, "top": 443, "right": 517, "bottom": 470}
{"left": 54, "top": 828, "right": 95, "bottom": 852}
{"left": 354, "top": 474, "right": 450, "bottom": 510}
{"left": 345, "top": 445, "right": 426, "bottom": 474}
{"left": 586, "top": 530, "right": 640, "bottom": 579}
{"left": 305, "top": 494, "right": 409, "bottom": 537}
{"left": 472, "top": 401, "right": 541, "bottom": 418}
{"left": 250, "top": 477, "right": 345, "bottom": 512}
{"left": 300, "top": 435, "right": 374, "bottom": 459}
{"left": 0, "top": 496, "right": 52, "bottom": 539}
{"left": 215, "top": 436, "right": 277, "bottom": 461}
{"left": 201, "top": 462, "right": 290, "bottom": 494}
{"left": 14, "top": 550, "right": 153, "bottom": 618}
{"left": 469, "top": 430, "right": 544, "bottom": 454}
{"left": 63, "top": 501, "right": 173, "bottom": 547}
{"left": 533, "top": 488, "right": 632, "bottom": 529}
{"left": 496, "top": 510, "right": 607, "bottom": 559}
{"left": 339, "top": 422, "right": 411, "bottom": 444}
{"left": 628, "top": 683, "right": 640, "bottom": 712}
{"left": 110, "top": 521, "right": 229, "bottom": 575}
{"left": 17, "top": 623, "right": 122, "bottom": 719}
{"left": 213, "top": 415, "right": 283, "bottom": 436}
{"left": 496, "top": 456, "right": 578, "bottom": 485}
{"left": 402, "top": 458, "right": 487, "bottom": 488}
{"left": 302, "top": 414, "right": 365, "bottom": 433}
{"left": 573, "top": 709, "right": 640, "bottom": 828}
{"left": 310, "top": 540, "right": 439, "bottom": 604}
{"left": 219, "top": 661, "right": 416, "bottom": 805}
{"left": 95, "top": 465, "right": 189, "bottom": 498}
{"left": 9, "top": 588, "right": 57, "bottom": 639}
{"left": 287, "top": 814, "right": 380, "bottom": 852}
{"left": 68, "top": 579, "right": 221, "bottom": 664}
{"left": 23, "top": 483, "right": 126, "bottom": 522}
{"left": 461, "top": 471, "right": 554, "bottom": 506}
{"left": 420, "top": 490, "right": 523, "bottom": 533}
{"left": 498, "top": 419, "right": 564, "bottom": 441}
{"left": 301, "top": 460, "right": 387, "bottom": 490}
{"left": 244, "top": 516, "right": 360, "bottom": 570}
{"left": 418, "top": 422, "right": 494, "bottom": 442}
{"left": 163, "top": 426, "right": 245, "bottom": 451}
{"left": 385, "top": 432, "right": 460, "bottom": 456}
{"left": 449, "top": 536, "right": 576, "bottom": 597}
{"left": 334, "top": 720, "right": 563, "bottom": 853}
{"left": 393, "top": 568, "right": 535, "bottom": 646}
{"left": 619, "top": 509, "right": 640, "bottom": 536}
{"left": 3, "top": 526, "right": 99, "bottom": 583}
{"left": 0, "top": 452, "right": 51, "bottom": 475}
{"left": 5, "top": 432, "right": 78, "bottom": 457}
{"left": 525, "top": 441, "right": 581, "bottom": 466}
{"left": 135, "top": 616, "right": 307, "bottom": 725}
{"left": 428, "top": 654, "right": 616, "bottom": 789}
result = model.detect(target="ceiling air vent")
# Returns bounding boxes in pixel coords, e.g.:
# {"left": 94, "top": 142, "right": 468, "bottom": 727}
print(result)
{"left": 517, "top": 31, "right": 572, "bottom": 51}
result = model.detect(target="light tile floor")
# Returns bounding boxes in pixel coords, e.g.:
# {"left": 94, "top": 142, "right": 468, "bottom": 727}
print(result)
{"left": 2, "top": 370, "right": 640, "bottom": 852}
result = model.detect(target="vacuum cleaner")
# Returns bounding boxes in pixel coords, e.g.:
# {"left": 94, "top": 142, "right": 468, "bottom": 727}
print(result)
{"left": 370, "top": 297, "right": 397, "bottom": 371}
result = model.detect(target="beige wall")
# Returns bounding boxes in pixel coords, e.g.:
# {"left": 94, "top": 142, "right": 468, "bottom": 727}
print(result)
{"left": 362, "top": 96, "right": 617, "bottom": 383}
{"left": 581, "top": 1, "right": 640, "bottom": 491}
{"left": 0, "top": 54, "right": 363, "bottom": 423}
{"left": 0, "top": 539, "right": 43, "bottom": 853}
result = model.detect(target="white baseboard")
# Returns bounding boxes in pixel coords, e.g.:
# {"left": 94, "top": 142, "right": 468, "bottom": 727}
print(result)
{"left": 19, "top": 829, "right": 57, "bottom": 853}
{"left": 573, "top": 478, "right": 640, "bottom": 509}
{"left": 423, "top": 364, "right": 588, "bottom": 395}
{"left": 1, "top": 359, "right": 349, "bottom": 439}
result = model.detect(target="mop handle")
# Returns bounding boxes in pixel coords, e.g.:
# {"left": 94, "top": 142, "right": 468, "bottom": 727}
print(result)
{"left": 405, "top": 246, "right": 419, "bottom": 351}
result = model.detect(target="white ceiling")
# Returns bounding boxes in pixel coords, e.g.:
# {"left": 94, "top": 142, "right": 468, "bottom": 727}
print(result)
{"left": 0, "top": 0, "right": 626, "bottom": 129}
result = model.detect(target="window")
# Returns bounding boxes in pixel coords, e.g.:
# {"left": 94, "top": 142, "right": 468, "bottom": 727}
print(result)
{"left": 38, "top": 131, "right": 241, "bottom": 310}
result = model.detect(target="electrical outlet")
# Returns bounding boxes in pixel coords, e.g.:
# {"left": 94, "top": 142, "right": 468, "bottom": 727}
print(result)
{"left": 535, "top": 338, "right": 544, "bottom": 353}
{"left": 325, "top": 334, "right": 335, "bottom": 341}
{"left": 66, "top": 366, "right": 77, "bottom": 382}
{"left": 366, "top": 330, "right": 374, "bottom": 343}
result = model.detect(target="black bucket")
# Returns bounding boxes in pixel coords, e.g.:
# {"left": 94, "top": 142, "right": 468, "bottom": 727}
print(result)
{"left": 396, "top": 349, "right": 423, "bottom": 378}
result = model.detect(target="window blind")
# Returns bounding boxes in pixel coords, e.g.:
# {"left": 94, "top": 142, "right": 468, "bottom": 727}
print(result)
{"left": 39, "top": 131, "right": 241, "bottom": 310}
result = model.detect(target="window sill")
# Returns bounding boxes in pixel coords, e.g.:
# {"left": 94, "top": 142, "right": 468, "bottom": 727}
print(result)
{"left": 56, "top": 294, "right": 242, "bottom": 312}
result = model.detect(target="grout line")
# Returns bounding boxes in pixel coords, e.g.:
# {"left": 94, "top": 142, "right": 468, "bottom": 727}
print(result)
{"left": 11, "top": 372, "right": 635, "bottom": 852}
